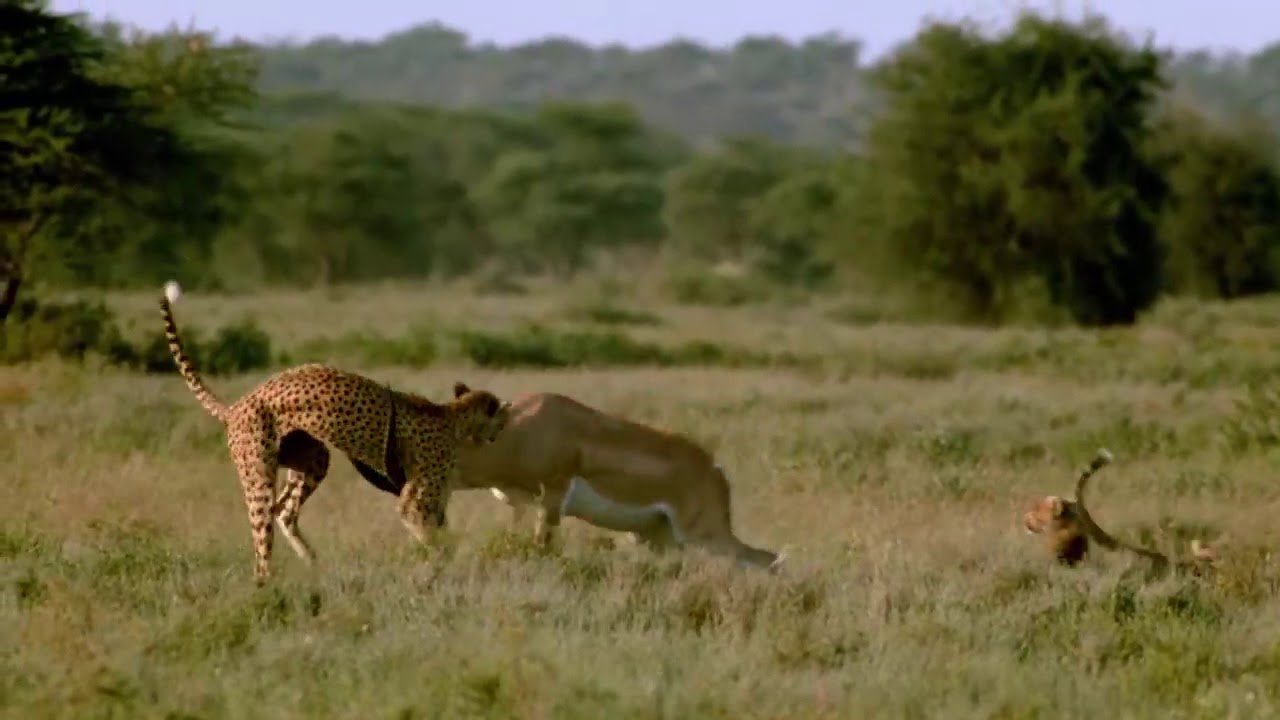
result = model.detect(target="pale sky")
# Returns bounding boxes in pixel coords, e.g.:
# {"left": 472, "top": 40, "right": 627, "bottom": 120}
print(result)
{"left": 51, "top": 0, "right": 1276, "bottom": 60}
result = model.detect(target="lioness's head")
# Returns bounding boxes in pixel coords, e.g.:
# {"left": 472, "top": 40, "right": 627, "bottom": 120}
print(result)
{"left": 448, "top": 381, "right": 511, "bottom": 443}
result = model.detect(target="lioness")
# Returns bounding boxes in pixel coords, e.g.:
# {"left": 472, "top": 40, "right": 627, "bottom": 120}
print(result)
{"left": 349, "top": 384, "right": 783, "bottom": 571}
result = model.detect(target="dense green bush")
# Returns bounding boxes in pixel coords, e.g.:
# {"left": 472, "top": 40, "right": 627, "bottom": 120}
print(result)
{"left": 0, "top": 295, "right": 273, "bottom": 376}
{"left": 0, "top": 298, "right": 133, "bottom": 365}
{"left": 564, "top": 299, "right": 663, "bottom": 327}
{"left": 202, "top": 318, "right": 274, "bottom": 375}
{"left": 291, "top": 322, "right": 791, "bottom": 370}
{"left": 133, "top": 316, "right": 273, "bottom": 376}
{"left": 456, "top": 324, "right": 668, "bottom": 368}
{"left": 457, "top": 324, "right": 793, "bottom": 369}
{"left": 852, "top": 13, "right": 1168, "bottom": 326}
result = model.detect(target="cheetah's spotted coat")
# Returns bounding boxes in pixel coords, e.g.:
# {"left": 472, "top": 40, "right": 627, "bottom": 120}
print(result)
{"left": 159, "top": 281, "right": 512, "bottom": 583}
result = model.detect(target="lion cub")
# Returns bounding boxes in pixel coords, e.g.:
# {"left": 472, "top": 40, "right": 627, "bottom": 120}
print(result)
{"left": 1023, "top": 448, "right": 1215, "bottom": 571}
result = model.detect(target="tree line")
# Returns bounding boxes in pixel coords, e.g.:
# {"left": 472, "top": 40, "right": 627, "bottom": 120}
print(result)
{"left": 252, "top": 20, "right": 1280, "bottom": 150}
{"left": 5, "top": 1, "right": 1280, "bottom": 328}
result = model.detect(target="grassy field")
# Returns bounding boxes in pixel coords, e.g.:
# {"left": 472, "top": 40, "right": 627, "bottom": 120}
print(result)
{"left": 6, "top": 276, "right": 1280, "bottom": 719}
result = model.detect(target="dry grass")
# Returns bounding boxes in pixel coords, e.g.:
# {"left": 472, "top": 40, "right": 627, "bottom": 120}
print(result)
{"left": 6, "top": 279, "right": 1280, "bottom": 718}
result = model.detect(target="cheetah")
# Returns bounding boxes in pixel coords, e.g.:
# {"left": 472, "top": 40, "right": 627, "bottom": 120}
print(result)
{"left": 1023, "top": 448, "right": 1215, "bottom": 572}
{"left": 159, "top": 280, "right": 512, "bottom": 584}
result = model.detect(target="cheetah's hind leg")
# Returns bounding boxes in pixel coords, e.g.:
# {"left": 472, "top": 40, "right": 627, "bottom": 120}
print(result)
{"left": 230, "top": 427, "right": 280, "bottom": 585}
{"left": 273, "top": 430, "right": 331, "bottom": 565}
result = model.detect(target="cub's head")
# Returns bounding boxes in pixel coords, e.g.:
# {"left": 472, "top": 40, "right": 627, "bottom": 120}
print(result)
{"left": 448, "top": 381, "right": 511, "bottom": 444}
{"left": 1023, "top": 495, "right": 1088, "bottom": 566}
{"left": 1023, "top": 495, "right": 1067, "bottom": 535}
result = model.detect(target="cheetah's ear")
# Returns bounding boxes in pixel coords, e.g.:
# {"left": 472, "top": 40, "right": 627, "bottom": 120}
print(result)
{"left": 453, "top": 381, "right": 470, "bottom": 399}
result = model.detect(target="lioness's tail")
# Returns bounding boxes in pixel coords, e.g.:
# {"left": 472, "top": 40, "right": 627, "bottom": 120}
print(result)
{"left": 160, "top": 280, "right": 228, "bottom": 423}
{"left": 1073, "top": 448, "right": 1173, "bottom": 566}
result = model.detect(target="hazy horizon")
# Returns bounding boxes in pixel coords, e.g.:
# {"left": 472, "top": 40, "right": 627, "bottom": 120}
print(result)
{"left": 50, "top": 0, "right": 1278, "bottom": 60}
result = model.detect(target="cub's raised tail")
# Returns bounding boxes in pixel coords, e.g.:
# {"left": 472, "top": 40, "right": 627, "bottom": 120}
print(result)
{"left": 160, "top": 280, "right": 228, "bottom": 422}
{"left": 1024, "top": 447, "right": 1215, "bottom": 572}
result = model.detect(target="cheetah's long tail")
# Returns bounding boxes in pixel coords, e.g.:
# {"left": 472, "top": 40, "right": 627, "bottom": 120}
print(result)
{"left": 160, "top": 280, "right": 229, "bottom": 423}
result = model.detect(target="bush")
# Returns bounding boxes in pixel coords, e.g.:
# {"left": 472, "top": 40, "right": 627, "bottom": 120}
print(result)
{"left": 0, "top": 297, "right": 133, "bottom": 365}
{"left": 564, "top": 299, "right": 663, "bottom": 327}
{"left": 454, "top": 324, "right": 788, "bottom": 369}
{"left": 135, "top": 316, "right": 274, "bottom": 376}
{"left": 134, "top": 331, "right": 187, "bottom": 374}
{"left": 0, "top": 294, "right": 273, "bottom": 377}
{"left": 202, "top": 318, "right": 273, "bottom": 375}
{"left": 664, "top": 266, "right": 772, "bottom": 307}
{"left": 456, "top": 324, "right": 666, "bottom": 368}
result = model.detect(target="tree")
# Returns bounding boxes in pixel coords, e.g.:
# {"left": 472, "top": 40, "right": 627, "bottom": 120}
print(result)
{"left": 475, "top": 102, "right": 674, "bottom": 275}
{"left": 52, "top": 24, "right": 260, "bottom": 289}
{"left": 252, "top": 120, "right": 429, "bottom": 285}
{"left": 1155, "top": 107, "right": 1280, "bottom": 298}
{"left": 1, "top": 1, "right": 180, "bottom": 317}
{"left": 746, "top": 168, "right": 844, "bottom": 286}
{"left": 853, "top": 13, "right": 1168, "bottom": 325}
{"left": 1, "top": 5, "right": 261, "bottom": 310}
{"left": 220, "top": 107, "right": 491, "bottom": 286}
{"left": 662, "top": 137, "right": 804, "bottom": 261}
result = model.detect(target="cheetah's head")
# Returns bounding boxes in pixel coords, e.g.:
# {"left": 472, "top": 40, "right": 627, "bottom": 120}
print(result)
{"left": 449, "top": 382, "right": 512, "bottom": 444}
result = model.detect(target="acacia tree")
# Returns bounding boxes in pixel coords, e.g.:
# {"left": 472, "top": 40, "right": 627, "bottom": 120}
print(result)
{"left": 1, "top": 3, "right": 256, "bottom": 315}
{"left": 48, "top": 22, "right": 259, "bottom": 289}
{"left": 2, "top": 1, "right": 159, "bottom": 317}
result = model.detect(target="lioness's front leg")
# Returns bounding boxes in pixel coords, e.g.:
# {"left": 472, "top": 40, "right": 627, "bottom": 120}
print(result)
{"left": 533, "top": 484, "right": 562, "bottom": 548}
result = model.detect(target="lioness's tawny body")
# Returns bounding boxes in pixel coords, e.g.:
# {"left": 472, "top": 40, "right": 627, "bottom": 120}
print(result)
{"left": 352, "top": 386, "right": 782, "bottom": 570}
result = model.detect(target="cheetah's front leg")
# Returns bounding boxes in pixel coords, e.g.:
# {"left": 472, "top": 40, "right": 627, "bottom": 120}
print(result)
{"left": 396, "top": 464, "right": 452, "bottom": 545}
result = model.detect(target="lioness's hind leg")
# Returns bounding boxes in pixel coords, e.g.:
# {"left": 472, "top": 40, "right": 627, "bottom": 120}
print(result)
{"left": 632, "top": 518, "right": 679, "bottom": 554}
{"left": 274, "top": 431, "right": 331, "bottom": 564}
{"left": 490, "top": 488, "right": 530, "bottom": 528}
{"left": 698, "top": 535, "right": 781, "bottom": 571}
{"left": 673, "top": 505, "right": 781, "bottom": 571}
{"left": 534, "top": 498, "right": 562, "bottom": 548}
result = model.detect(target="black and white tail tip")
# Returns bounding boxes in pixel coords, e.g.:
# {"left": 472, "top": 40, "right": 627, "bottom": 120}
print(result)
{"left": 164, "top": 280, "right": 183, "bottom": 304}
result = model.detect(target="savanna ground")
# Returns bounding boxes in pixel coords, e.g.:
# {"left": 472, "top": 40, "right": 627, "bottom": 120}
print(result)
{"left": 6, "top": 273, "right": 1280, "bottom": 719}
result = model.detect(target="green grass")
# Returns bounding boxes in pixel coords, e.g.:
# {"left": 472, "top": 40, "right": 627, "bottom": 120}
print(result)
{"left": 5, "top": 280, "right": 1280, "bottom": 718}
